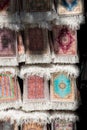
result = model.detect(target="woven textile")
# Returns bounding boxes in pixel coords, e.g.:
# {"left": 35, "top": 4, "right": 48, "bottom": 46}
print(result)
{"left": 25, "top": 27, "right": 51, "bottom": 64}
{"left": 50, "top": 72, "right": 75, "bottom": 102}
{"left": 0, "top": 110, "right": 50, "bottom": 126}
{"left": 21, "top": 0, "right": 54, "bottom": 27}
{"left": 52, "top": 26, "right": 78, "bottom": 63}
{"left": 0, "top": 0, "right": 10, "bottom": 11}
{"left": 50, "top": 112, "right": 78, "bottom": 130}
{"left": 22, "top": 123, "right": 44, "bottom": 130}
{"left": 53, "top": 120, "right": 73, "bottom": 130}
{"left": 0, "top": 0, "right": 20, "bottom": 14}
{"left": 27, "top": 75, "right": 44, "bottom": 99}
{"left": 20, "top": 66, "right": 50, "bottom": 111}
{"left": 25, "top": 28, "right": 46, "bottom": 54}
{"left": 0, "top": 68, "right": 21, "bottom": 110}
{"left": 0, "top": 73, "right": 18, "bottom": 102}
{"left": 0, "top": 28, "right": 17, "bottom": 57}
{"left": 57, "top": 0, "right": 83, "bottom": 15}
{"left": 23, "top": 0, "right": 52, "bottom": 12}
{"left": 0, "top": 28, "right": 18, "bottom": 66}
{"left": 23, "top": 74, "right": 49, "bottom": 102}
{"left": 0, "top": 121, "right": 18, "bottom": 130}
{"left": 0, "top": 0, "right": 21, "bottom": 31}
{"left": 26, "top": 0, "right": 52, "bottom": 12}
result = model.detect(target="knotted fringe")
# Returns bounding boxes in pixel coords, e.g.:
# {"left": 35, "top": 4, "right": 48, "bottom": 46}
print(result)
{"left": 0, "top": 100, "right": 22, "bottom": 111}
{"left": 20, "top": 66, "right": 51, "bottom": 79}
{"left": 20, "top": 65, "right": 79, "bottom": 78}
{"left": 0, "top": 58, "right": 18, "bottom": 66}
{"left": 22, "top": 101, "right": 78, "bottom": 111}
{"left": 50, "top": 112, "right": 78, "bottom": 122}
{"left": 53, "top": 14, "right": 84, "bottom": 30}
{"left": 0, "top": 110, "right": 78, "bottom": 125}
{"left": 18, "top": 54, "right": 25, "bottom": 63}
{"left": 20, "top": 12, "right": 84, "bottom": 30}
{"left": 24, "top": 22, "right": 52, "bottom": 30}
{"left": 52, "top": 54, "right": 79, "bottom": 64}
{"left": 0, "top": 67, "right": 18, "bottom": 76}
{"left": 50, "top": 65, "right": 79, "bottom": 78}
{"left": 25, "top": 53, "right": 51, "bottom": 64}
{"left": 0, "top": 13, "right": 21, "bottom": 31}
{"left": 0, "top": 110, "right": 50, "bottom": 126}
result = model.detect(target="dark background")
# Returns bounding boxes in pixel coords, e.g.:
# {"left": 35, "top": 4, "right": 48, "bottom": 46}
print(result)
{"left": 76, "top": 0, "right": 87, "bottom": 129}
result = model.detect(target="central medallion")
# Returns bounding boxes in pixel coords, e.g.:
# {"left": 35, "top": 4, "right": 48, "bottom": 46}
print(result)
{"left": 59, "top": 82, "right": 66, "bottom": 89}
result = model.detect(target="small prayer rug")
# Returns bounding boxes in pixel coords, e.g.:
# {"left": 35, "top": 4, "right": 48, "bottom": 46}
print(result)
{"left": 52, "top": 26, "right": 78, "bottom": 63}
{"left": 25, "top": 27, "right": 51, "bottom": 64}
{"left": 0, "top": 72, "right": 20, "bottom": 103}
{"left": 23, "top": 74, "right": 49, "bottom": 102}
{"left": 50, "top": 72, "right": 75, "bottom": 102}
{"left": 0, "top": 68, "right": 21, "bottom": 110}
{"left": 25, "top": 28, "right": 47, "bottom": 54}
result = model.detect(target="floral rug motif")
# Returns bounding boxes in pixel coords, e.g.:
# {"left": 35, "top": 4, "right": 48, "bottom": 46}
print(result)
{"left": 53, "top": 26, "right": 77, "bottom": 55}
{"left": 57, "top": 0, "right": 83, "bottom": 15}
{"left": 27, "top": 75, "right": 44, "bottom": 99}
{"left": 50, "top": 73, "right": 75, "bottom": 102}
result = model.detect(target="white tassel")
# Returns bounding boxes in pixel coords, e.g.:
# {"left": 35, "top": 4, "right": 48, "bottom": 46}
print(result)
{"left": 22, "top": 101, "right": 79, "bottom": 111}
{"left": 20, "top": 66, "right": 51, "bottom": 79}
{"left": 0, "top": 67, "right": 18, "bottom": 76}
{"left": 52, "top": 53, "right": 79, "bottom": 64}
{"left": 20, "top": 65, "right": 79, "bottom": 78}
{"left": 0, "top": 13, "right": 21, "bottom": 31}
{"left": 50, "top": 65, "right": 79, "bottom": 78}
{"left": 50, "top": 112, "right": 79, "bottom": 122}
{"left": 54, "top": 14, "right": 84, "bottom": 30}
{"left": 0, "top": 58, "right": 18, "bottom": 66}
{"left": 18, "top": 54, "right": 25, "bottom": 63}
{"left": 25, "top": 53, "right": 51, "bottom": 64}
{"left": 25, "top": 22, "right": 52, "bottom": 30}
{"left": 0, "top": 110, "right": 50, "bottom": 125}
{"left": 0, "top": 100, "right": 22, "bottom": 111}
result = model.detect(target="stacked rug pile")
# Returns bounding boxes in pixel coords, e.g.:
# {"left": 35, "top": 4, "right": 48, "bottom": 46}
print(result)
{"left": 0, "top": 0, "right": 84, "bottom": 130}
